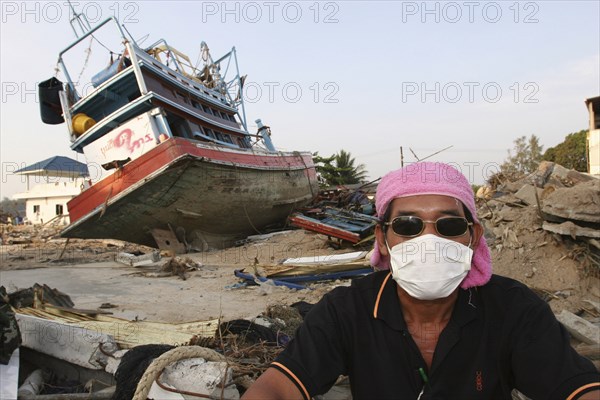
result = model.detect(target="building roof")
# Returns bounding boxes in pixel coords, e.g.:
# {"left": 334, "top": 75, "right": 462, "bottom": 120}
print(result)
{"left": 585, "top": 96, "right": 600, "bottom": 104}
{"left": 15, "top": 156, "right": 89, "bottom": 178}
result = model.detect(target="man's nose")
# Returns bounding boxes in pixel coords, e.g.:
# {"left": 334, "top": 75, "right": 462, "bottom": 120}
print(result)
{"left": 421, "top": 221, "right": 438, "bottom": 236}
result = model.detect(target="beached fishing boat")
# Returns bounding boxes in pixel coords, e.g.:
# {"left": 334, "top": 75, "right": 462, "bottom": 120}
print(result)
{"left": 39, "top": 12, "right": 318, "bottom": 250}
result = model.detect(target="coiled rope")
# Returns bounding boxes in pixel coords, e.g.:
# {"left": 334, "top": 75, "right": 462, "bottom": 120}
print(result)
{"left": 132, "top": 346, "right": 226, "bottom": 400}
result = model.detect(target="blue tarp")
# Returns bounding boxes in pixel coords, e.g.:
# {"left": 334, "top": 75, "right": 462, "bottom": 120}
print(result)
{"left": 234, "top": 268, "right": 373, "bottom": 289}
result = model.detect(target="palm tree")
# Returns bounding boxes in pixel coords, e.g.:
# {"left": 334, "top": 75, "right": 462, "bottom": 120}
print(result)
{"left": 313, "top": 150, "right": 368, "bottom": 186}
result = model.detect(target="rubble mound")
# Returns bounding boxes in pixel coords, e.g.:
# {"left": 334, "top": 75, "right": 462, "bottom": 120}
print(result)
{"left": 479, "top": 162, "right": 600, "bottom": 314}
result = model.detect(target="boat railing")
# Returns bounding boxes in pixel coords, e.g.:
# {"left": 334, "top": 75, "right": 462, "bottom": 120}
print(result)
{"left": 56, "top": 16, "right": 248, "bottom": 132}
{"left": 57, "top": 17, "right": 130, "bottom": 102}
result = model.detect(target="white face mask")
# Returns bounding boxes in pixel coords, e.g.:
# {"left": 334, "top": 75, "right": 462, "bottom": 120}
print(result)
{"left": 386, "top": 234, "right": 473, "bottom": 300}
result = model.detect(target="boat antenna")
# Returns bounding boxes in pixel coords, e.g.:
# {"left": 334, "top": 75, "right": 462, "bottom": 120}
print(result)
{"left": 66, "top": 0, "right": 92, "bottom": 38}
{"left": 120, "top": 23, "right": 141, "bottom": 48}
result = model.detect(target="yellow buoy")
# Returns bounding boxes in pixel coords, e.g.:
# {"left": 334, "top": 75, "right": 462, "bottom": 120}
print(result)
{"left": 72, "top": 113, "right": 96, "bottom": 136}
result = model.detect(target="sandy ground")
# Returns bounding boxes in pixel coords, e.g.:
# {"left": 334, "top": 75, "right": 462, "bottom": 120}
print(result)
{"left": 0, "top": 230, "right": 354, "bottom": 323}
{"left": 1, "top": 225, "right": 598, "bottom": 323}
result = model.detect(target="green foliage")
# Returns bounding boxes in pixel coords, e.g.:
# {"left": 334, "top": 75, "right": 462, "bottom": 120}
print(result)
{"left": 542, "top": 130, "right": 588, "bottom": 172}
{"left": 501, "top": 134, "right": 543, "bottom": 178}
{"left": 313, "top": 150, "right": 368, "bottom": 186}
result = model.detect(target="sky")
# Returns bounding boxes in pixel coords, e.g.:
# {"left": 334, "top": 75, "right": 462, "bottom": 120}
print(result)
{"left": 1, "top": 0, "right": 599, "bottom": 198}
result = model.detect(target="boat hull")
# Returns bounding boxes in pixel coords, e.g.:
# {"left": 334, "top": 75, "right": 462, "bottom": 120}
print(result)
{"left": 62, "top": 138, "right": 318, "bottom": 248}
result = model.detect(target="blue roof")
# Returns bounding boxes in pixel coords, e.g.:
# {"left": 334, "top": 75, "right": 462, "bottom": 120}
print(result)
{"left": 15, "top": 156, "right": 89, "bottom": 177}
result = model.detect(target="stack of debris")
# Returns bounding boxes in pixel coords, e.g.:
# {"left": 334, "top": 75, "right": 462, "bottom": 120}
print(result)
{"left": 233, "top": 251, "right": 372, "bottom": 290}
{"left": 0, "top": 224, "right": 63, "bottom": 246}
{"left": 481, "top": 161, "right": 599, "bottom": 248}
{"left": 289, "top": 183, "right": 378, "bottom": 245}
{"left": 476, "top": 161, "right": 599, "bottom": 313}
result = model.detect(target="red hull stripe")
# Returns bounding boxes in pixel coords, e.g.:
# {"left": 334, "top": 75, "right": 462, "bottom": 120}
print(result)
{"left": 68, "top": 138, "right": 315, "bottom": 223}
{"left": 289, "top": 215, "right": 361, "bottom": 243}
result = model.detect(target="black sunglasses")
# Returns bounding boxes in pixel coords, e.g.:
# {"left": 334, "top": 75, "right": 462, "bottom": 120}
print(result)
{"left": 384, "top": 216, "right": 473, "bottom": 238}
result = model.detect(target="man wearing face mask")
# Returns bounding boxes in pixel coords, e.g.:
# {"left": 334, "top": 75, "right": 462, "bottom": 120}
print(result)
{"left": 242, "top": 162, "right": 600, "bottom": 400}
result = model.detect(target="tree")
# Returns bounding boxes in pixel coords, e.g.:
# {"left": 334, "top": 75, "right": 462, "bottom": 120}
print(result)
{"left": 313, "top": 150, "right": 368, "bottom": 186}
{"left": 542, "top": 130, "right": 587, "bottom": 172}
{"left": 501, "top": 134, "right": 543, "bottom": 178}
{"left": 0, "top": 197, "right": 25, "bottom": 223}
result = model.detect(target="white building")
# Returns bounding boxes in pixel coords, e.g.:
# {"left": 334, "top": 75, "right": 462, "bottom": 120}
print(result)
{"left": 12, "top": 156, "right": 90, "bottom": 225}
{"left": 585, "top": 96, "right": 600, "bottom": 176}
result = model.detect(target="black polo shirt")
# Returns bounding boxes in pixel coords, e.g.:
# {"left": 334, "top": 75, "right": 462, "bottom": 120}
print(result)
{"left": 272, "top": 271, "right": 600, "bottom": 399}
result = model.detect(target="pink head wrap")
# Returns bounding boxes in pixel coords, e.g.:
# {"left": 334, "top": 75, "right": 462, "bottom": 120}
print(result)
{"left": 371, "top": 162, "right": 492, "bottom": 289}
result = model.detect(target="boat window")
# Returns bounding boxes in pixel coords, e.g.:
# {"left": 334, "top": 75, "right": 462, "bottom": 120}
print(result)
{"left": 237, "top": 138, "right": 247, "bottom": 148}
{"left": 191, "top": 100, "right": 200, "bottom": 109}
{"left": 220, "top": 111, "right": 229, "bottom": 120}
{"left": 190, "top": 123, "right": 204, "bottom": 139}
{"left": 222, "top": 134, "right": 233, "bottom": 144}
{"left": 168, "top": 118, "right": 192, "bottom": 138}
{"left": 214, "top": 131, "right": 224, "bottom": 141}
{"left": 204, "top": 128, "right": 215, "bottom": 138}
{"left": 202, "top": 105, "right": 212, "bottom": 115}
{"left": 229, "top": 114, "right": 236, "bottom": 122}
{"left": 177, "top": 92, "right": 189, "bottom": 104}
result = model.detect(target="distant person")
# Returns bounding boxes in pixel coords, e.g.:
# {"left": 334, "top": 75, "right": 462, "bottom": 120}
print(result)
{"left": 242, "top": 162, "right": 600, "bottom": 399}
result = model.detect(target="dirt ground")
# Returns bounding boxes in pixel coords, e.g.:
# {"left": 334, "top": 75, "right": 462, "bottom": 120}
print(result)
{"left": 1, "top": 218, "right": 598, "bottom": 322}
{"left": 0, "top": 229, "right": 354, "bottom": 322}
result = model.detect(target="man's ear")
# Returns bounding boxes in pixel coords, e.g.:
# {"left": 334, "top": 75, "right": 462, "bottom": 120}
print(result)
{"left": 375, "top": 224, "right": 389, "bottom": 257}
{"left": 470, "top": 222, "right": 484, "bottom": 250}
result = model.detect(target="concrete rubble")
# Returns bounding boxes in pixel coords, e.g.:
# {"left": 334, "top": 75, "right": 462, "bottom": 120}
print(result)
{"left": 478, "top": 161, "right": 599, "bottom": 264}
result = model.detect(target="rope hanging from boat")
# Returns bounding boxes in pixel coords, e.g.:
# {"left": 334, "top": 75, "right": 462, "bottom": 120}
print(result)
{"left": 132, "top": 346, "right": 226, "bottom": 400}
{"left": 75, "top": 36, "right": 94, "bottom": 89}
{"left": 53, "top": 59, "right": 61, "bottom": 78}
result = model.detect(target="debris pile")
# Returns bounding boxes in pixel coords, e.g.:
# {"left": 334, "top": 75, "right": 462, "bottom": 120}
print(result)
{"left": 1, "top": 226, "right": 159, "bottom": 270}
{"left": 477, "top": 161, "right": 600, "bottom": 313}
{"left": 0, "top": 224, "right": 63, "bottom": 246}
{"left": 160, "top": 256, "right": 203, "bottom": 280}
{"left": 4, "top": 283, "right": 317, "bottom": 399}
{"left": 289, "top": 184, "right": 377, "bottom": 246}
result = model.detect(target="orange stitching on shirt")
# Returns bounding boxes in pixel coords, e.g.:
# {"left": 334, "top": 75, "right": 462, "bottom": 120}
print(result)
{"left": 566, "top": 382, "right": 600, "bottom": 400}
{"left": 271, "top": 361, "right": 310, "bottom": 400}
{"left": 373, "top": 272, "right": 392, "bottom": 319}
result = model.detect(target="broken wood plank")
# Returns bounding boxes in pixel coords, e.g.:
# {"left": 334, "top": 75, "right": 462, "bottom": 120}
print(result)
{"left": 15, "top": 314, "right": 116, "bottom": 370}
{"left": 19, "top": 387, "right": 115, "bottom": 400}
{"left": 289, "top": 215, "right": 360, "bottom": 243}
{"left": 150, "top": 228, "right": 186, "bottom": 254}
